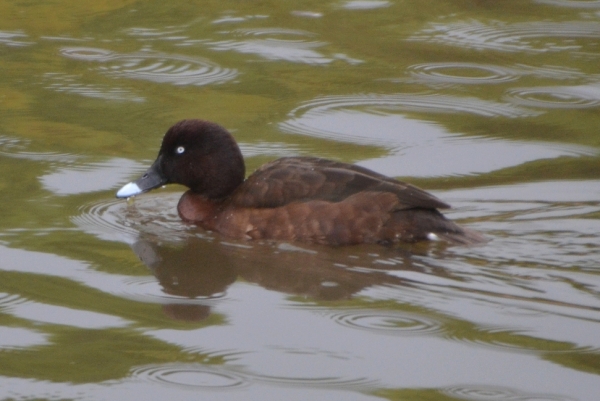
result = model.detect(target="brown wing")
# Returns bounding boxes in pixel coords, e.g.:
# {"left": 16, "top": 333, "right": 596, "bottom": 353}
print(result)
{"left": 228, "top": 157, "right": 450, "bottom": 210}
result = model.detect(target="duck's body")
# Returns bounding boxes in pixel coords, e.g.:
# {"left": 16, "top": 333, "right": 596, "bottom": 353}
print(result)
{"left": 117, "top": 120, "right": 485, "bottom": 246}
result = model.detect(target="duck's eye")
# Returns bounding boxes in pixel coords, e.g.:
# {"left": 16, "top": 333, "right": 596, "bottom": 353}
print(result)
{"left": 176, "top": 146, "right": 185, "bottom": 155}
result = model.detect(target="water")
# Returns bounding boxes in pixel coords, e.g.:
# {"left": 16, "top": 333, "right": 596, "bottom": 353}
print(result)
{"left": 1, "top": 1, "right": 599, "bottom": 400}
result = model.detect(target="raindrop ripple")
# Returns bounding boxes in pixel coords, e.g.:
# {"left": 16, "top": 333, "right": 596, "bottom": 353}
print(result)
{"left": 327, "top": 309, "right": 444, "bottom": 336}
{"left": 407, "top": 62, "right": 519, "bottom": 85}
{"left": 505, "top": 85, "right": 600, "bottom": 109}
{"left": 60, "top": 47, "right": 238, "bottom": 86}
{"left": 131, "top": 364, "right": 249, "bottom": 389}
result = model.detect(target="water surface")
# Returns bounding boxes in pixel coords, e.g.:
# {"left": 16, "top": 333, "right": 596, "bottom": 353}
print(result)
{"left": 0, "top": 1, "right": 599, "bottom": 400}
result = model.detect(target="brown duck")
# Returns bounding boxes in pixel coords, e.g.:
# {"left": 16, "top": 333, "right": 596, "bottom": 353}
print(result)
{"left": 116, "top": 119, "right": 486, "bottom": 246}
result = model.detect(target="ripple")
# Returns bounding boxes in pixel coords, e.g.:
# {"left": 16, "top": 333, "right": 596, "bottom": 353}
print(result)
{"left": 125, "top": 27, "right": 188, "bottom": 40}
{"left": 231, "top": 27, "right": 315, "bottom": 38}
{"left": 448, "top": 330, "right": 596, "bottom": 355}
{"left": 0, "top": 293, "right": 27, "bottom": 308}
{"left": 291, "top": 10, "right": 324, "bottom": 18}
{"left": 117, "top": 273, "right": 224, "bottom": 304}
{"left": 277, "top": 94, "right": 593, "bottom": 178}
{"left": 249, "top": 372, "right": 377, "bottom": 389}
{"left": 341, "top": 0, "right": 391, "bottom": 9}
{"left": 505, "top": 84, "right": 600, "bottom": 109}
{"left": 535, "top": 0, "right": 600, "bottom": 8}
{"left": 60, "top": 47, "right": 237, "bottom": 86}
{"left": 131, "top": 364, "right": 249, "bottom": 389}
{"left": 41, "top": 158, "right": 147, "bottom": 195}
{"left": 42, "top": 73, "right": 145, "bottom": 102}
{"left": 60, "top": 47, "right": 115, "bottom": 61}
{"left": 441, "top": 385, "right": 568, "bottom": 401}
{"left": 280, "top": 95, "right": 539, "bottom": 136}
{"left": 119, "top": 276, "right": 167, "bottom": 297}
{"left": 239, "top": 141, "right": 300, "bottom": 158}
{"left": 72, "top": 193, "right": 192, "bottom": 244}
{"left": 209, "top": 38, "right": 332, "bottom": 65}
{"left": 514, "top": 64, "right": 593, "bottom": 81}
{"left": 0, "top": 136, "right": 79, "bottom": 163}
{"left": 0, "top": 30, "right": 34, "bottom": 47}
{"left": 408, "top": 20, "right": 600, "bottom": 53}
{"left": 326, "top": 309, "right": 444, "bottom": 336}
{"left": 407, "top": 62, "right": 519, "bottom": 85}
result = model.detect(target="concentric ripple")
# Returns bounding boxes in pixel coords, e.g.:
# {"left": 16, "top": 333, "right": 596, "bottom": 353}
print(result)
{"left": 0, "top": 136, "right": 78, "bottom": 163}
{"left": 60, "top": 47, "right": 237, "bottom": 86}
{"left": 408, "top": 20, "right": 600, "bottom": 53}
{"left": 60, "top": 47, "right": 115, "bottom": 60}
{"left": 42, "top": 73, "right": 145, "bottom": 102}
{"left": 407, "top": 62, "right": 519, "bottom": 85}
{"left": 505, "top": 84, "right": 600, "bottom": 109}
{"left": 326, "top": 309, "right": 444, "bottom": 336}
{"left": 280, "top": 95, "right": 538, "bottom": 138}
{"left": 72, "top": 193, "right": 192, "bottom": 244}
{"left": 248, "top": 372, "right": 377, "bottom": 389}
{"left": 441, "top": 385, "right": 568, "bottom": 401}
{"left": 131, "top": 364, "right": 249, "bottom": 389}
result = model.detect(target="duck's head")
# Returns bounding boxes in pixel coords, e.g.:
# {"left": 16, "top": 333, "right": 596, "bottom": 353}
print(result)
{"left": 116, "top": 120, "right": 245, "bottom": 199}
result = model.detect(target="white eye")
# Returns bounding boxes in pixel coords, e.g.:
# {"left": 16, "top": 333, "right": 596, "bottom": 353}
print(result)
{"left": 176, "top": 146, "right": 185, "bottom": 154}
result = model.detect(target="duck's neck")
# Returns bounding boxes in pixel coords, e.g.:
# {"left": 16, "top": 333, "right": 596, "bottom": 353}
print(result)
{"left": 177, "top": 190, "right": 226, "bottom": 228}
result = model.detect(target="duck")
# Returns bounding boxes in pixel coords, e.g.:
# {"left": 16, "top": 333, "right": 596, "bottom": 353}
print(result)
{"left": 116, "top": 119, "right": 486, "bottom": 246}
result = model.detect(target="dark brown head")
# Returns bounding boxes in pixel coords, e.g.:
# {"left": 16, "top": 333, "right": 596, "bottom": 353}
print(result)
{"left": 116, "top": 119, "right": 245, "bottom": 199}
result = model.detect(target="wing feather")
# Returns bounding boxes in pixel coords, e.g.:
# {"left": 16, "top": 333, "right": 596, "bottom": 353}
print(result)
{"left": 229, "top": 157, "right": 450, "bottom": 210}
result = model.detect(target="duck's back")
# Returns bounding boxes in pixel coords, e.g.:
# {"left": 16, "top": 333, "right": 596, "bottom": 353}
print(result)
{"left": 229, "top": 157, "right": 449, "bottom": 209}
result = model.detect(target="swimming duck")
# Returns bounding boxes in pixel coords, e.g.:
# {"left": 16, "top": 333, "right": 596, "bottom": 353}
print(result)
{"left": 116, "top": 119, "right": 485, "bottom": 245}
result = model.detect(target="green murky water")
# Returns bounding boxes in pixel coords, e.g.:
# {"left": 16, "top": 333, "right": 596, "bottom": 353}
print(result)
{"left": 1, "top": 1, "right": 599, "bottom": 400}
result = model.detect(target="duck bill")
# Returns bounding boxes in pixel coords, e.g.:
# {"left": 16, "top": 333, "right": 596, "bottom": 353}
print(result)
{"left": 116, "top": 158, "right": 167, "bottom": 198}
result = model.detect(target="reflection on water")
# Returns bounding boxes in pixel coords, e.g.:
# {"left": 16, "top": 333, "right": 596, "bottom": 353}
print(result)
{"left": 535, "top": 0, "right": 600, "bottom": 8}
{"left": 208, "top": 38, "right": 333, "bottom": 65}
{"left": 0, "top": 327, "right": 48, "bottom": 350}
{"left": 41, "top": 158, "right": 146, "bottom": 195}
{"left": 2, "top": 300, "right": 131, "bottom": 329}
{"left": 1, "top": 176, "right": 599, "bottom": 399}
{"left": 279, "top": 95, "right": 593, "bottom": 177}
{"left": 341, "top": 1, "right": 392, "bottom": 10}
{"left": 208, "top": 27, "right": 335, "bottom": 65}
{"left": 0, "top": 30, "right": 33, "bottom": 47}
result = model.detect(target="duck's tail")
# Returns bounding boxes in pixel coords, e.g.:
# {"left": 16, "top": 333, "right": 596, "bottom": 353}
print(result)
{"left": 386, "top": 208, "right": 488, "bottom": 246}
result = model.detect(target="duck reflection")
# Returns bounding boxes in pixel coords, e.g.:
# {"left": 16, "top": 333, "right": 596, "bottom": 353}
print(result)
{"left": 130, "top": 235, "right": 433, "bottom": 321}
